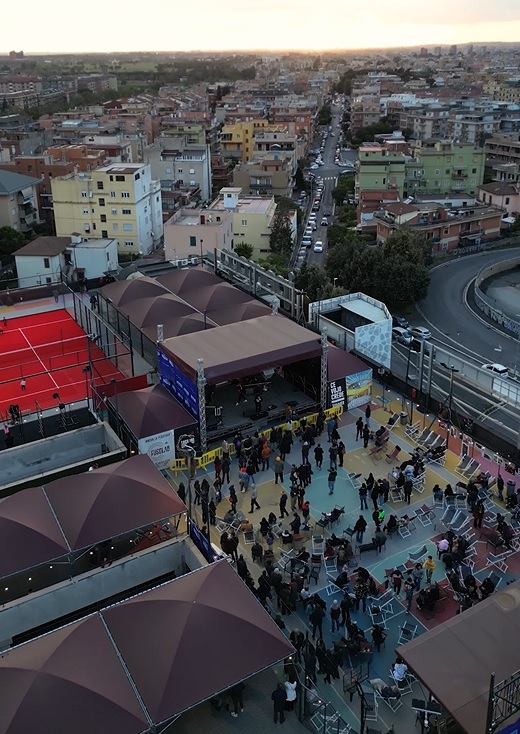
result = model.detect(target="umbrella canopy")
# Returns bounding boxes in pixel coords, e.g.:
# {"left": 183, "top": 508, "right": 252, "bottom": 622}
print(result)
{"left": 185, "top": 283, "right": 252, "bottom": 314}
{"left": 0, "top": 616, "right": 149, "bottom": 734}
{"left": 102, "top": 560, "right": 294, "bottom": 724}
{"left": 123, "top": 294, "right": 196, "bottom": 329}
{"left": 210, "top": 300, "right": 271, "bottom": 326}
{"left": 157, "top": 268, "right": 221, "bottom": 296}
{"left": 102, "top": 277, "right": 168, "bottom": 308}
{"left": 43, "top": 454, "right": 186, "bottom": 551}
{"left": 111, "top": 384, "right": 195, "bottom": 439}
{"left": 0, "top": 488, "right": 69, "bottom": 579}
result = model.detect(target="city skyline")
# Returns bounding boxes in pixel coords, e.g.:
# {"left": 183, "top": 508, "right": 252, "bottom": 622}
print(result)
{"left": 2, "top": 0, "right": 520, "bottom": 54}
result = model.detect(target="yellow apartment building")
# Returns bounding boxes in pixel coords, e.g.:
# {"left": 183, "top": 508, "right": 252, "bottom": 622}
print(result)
{"left": 220, "top": 120, "right": 270, "bottom": 162}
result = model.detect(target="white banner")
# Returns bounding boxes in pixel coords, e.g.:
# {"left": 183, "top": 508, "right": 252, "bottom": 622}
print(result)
{"left": 138, "top": 430, "right": 176, "bottom": 469}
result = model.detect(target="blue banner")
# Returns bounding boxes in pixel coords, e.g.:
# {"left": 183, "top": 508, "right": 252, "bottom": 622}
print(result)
{"left": 157, "top": 348, "right": 199, "bottom": 419}
{"left": 189, "top": 521, "right": 215, "bottom": 563}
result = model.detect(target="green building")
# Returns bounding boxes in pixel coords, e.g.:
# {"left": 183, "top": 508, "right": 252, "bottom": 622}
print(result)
{"left": 356, "top": 140, "right": 486, "bottom": 200}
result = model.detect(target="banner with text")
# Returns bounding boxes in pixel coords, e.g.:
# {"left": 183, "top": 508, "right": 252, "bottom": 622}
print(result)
{"left": 138, "top": 429, "right": 176, "bottom": 470}
{"left": 328, "top": 377, "right": 346, "bottom": 408}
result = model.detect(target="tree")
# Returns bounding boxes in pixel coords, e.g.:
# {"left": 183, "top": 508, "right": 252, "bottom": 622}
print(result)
{"left": 294, "top": 166, "right": 308, "bottom": 193}
{"left": 318, "top": 104, "right": 332, "bottom": 126}
{"left": 331, "top": 175, "right": 355, "bottom": 206}
{"left": 234, "top": 242, "right": 254, "bottom": 260}
{"left": 0, "top": 226, "right": 24, "bottom": 259}
{"left": 269, "top": 210, "right": 293, "bottom": 256}
{"left": 294, "top": 263, "right": 333, "bottom": 302}
{"left": 274, "top": 195, "right": 303, "bottom": 227}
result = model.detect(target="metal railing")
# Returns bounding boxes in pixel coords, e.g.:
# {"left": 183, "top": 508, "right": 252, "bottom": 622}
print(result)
{"left": 474, "top": 256, "right": 520, "bottom": 337}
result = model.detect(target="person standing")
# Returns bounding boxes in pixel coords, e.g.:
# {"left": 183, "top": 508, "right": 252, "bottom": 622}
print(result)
{"left": 279, "top": 490, "right": 289, "bottom": 518}
{"left": 403, "top": 479, "right": 413, "bottom": 505}
{"left": 473, "top": 499, "right": 485, "bottom": 528}
{"left": 310, "top": 603, "right": 325, "bottom": 640}
{"left": 284, "top": 678, "right": 297, "bottom": 711}
{"left": 359, "top": 483, "right": 368, "bottom": 511}
{"left": 229, "top": 682, "right": 245, "bottom": 717}
{"left": 391, "top": 567, "right": 403, "bottom": 596}
{"left": 404, "top": 575, "right": 414, "bottom": 613}
{"left": 254, "top": 392, "right": 263, "bottom": 415}
{"left": 337, "top": 441, "right": 346, "bottom": 468}
{"left": 362, "top": 424, "right": 370, "bottom": 449}
{"left": 302, "top": 500, "right": 311, "bottom": 530}
{"left": 236, "top": 380, "right": 247, "bottom": 405}
{"left": 354, "top": 578, "right": 369, "bottom": 613}
{"left": 354, "top": 515, "right": 367, "bottom": 543}
{"left": 228, "top": 485, "right": 237, "bottom": 512}
{"left": 329, "top": 444, "right": 338, "bottom": 470}
{"left": 497, "top": 472, "right": 505, "bottom": 502}
{"left": 272, "top": 683, "right": 287, "bottom": 724}
{"left": 327, "top": 467, "right": 337, "bottom": 495}
{"left": 261, "top": 442, "right": 271, "bottom": 471}
{"left": 365, "top": 403, "right": 371, "bottom": 424}
{"left": 423, "top": 556, "right": 436, "bottom": 584}
{"left": 314, "top": 443, "right": 323, "bottom": 468}
{"left": 221, "top": 455, "right": 230, "bottom": 484}
{"left": 330, "top": 599, "right": 341, "bottom": 633}
{"left": 250, "top": 484, "right": 261, "bottom": 513}
{"left": 274, "top": 457, "right": 284, "bottom": 484}
{"left": 20, "top": 378, "right": 26, "bottom": 391}
{"left": 355, "top": 416, "right": 364, "bottom": 441}
{"left": 371, "top": 624, "right": 386, "bottom": 652}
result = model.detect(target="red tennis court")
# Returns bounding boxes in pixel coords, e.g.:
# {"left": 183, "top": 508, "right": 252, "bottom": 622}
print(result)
{"left": 0, "top": 310, "right": 126, "bottom": 417}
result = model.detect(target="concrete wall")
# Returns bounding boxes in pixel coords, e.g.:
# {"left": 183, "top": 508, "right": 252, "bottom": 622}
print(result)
{"left": 0, "top": 422, "right": 126, "bottom": 495}
{"left": 0, "top": 536, "right": 206, "bottom": 649}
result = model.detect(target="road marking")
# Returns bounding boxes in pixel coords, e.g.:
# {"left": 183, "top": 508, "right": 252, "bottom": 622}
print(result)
{"left": 19, "top": 328, "right": 59, "bottom": 389}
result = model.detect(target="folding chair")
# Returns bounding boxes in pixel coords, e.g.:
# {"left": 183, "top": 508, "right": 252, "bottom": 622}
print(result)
{"left": 412, "top": 473, "right": 425, "bottom": 494}
{"left": 369, "top": 605, "right": 387, "bottom": 628}
{"left": 441, "top": 505, "right": 457, "bottom": 529}
{"left": 398, "top": 621, "right": 417, "bottom": 646}
{"left": 415, "top": 428, "right": 432, "bottom": 446}
{"left": 370, "top": 444, "right": 384, "bottom": 461}
{"left": 486, "top": 551, "right": 511, "bottom": 573}
{"left": 486, "top": 571, "right": 501, "bottom": 590}
{"left": 398, "top": 517, "right": 412, "bottom": 538}
{"left": 451, "top": 514, "right": 470, "bottom": 534}
{"left": 308, "top": 566, "right": 320, "bottom": 585}
{"left": 386, "top": 446, "right": 401, "bottom": 463}
{"left": 408, "top": 545, "right": 428, "bottom": 564}
{"left": 215, "top": 517, "right": 230, "bottom": 534}
{"left": 369, "top": 589, "right": 394, "bottom": 619}
{"left": 278, "top": 550, "right": 296, "bottom": 575}
{"left": 312, "top": 535, "right": 325, "bottom": 555}
{"left": 462, "top": 459, "right": 480, "bottom": 479}
{"left": 374, "top": 690, "right": 402, "bottom": 712}
{"left": 456, "top": 455, "right": 472, "bottom": 473}
{"left": 360, "top": 687, "right": 378, "bottom": 722}
{"left": 423, "top": 433, "right": 440, "bottom": 450}
{"left": 416, "top": 504, "right": 435, "bottom": 527}
{"left": 389, "top": 670, "right": 412, "bottom": 695}
{"left": 391, "top": 486, "right": 404, "bottom": 502}
{"left": 405, "top": 421, "right": 420, "bottom": 439}
{"left": 387, "top": 412, "right": 399, "bottom": 430}
{"left": 325, "top": 556, "right": 337, "bottom": 575}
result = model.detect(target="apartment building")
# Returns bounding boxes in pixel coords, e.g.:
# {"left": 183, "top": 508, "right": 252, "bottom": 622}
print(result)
{"left": 76, "top": 74, "right": 118, "bottom": 94}
{"left": 252, "top": 128, "right": 299, "bottom": 173}
{"left": 160, "top": 117, "right": 220, "bottom": 153}
{"left": 210, "top": 156, "right": 233, "bottom": 195}
{"left": 0, "top": 169, "right": 41, "bottom": 233}
{"left": 51, "top": 163, "right": 163, "bottom": 255}
{"left": 208, "top": 187, "right": 296, "bottom": 259}
{"left": 220, "top": 120, "right": 269, "bottom": 162}
{"left": 356, "top": 140, "right": 485, "bottom": 200}
{"left": 485, "top": 134, "right": 520, "bottom": 165}
{"left": 14, "top": 233, "right": 118, "bottom": 287}
{"left": 233, "top": 155, "right": 293, "bottom": 198}
{"left": 144, "top": 137, "right": 212, "bottom": 201}
{"left": 374, "top": 200, "right": 502, "bottom": 252}
{"left": 163, "top": 208, "right": 232, "bottom": 262}
{"left": 478, "top": 182, "right": 520, "bottom": 216}
{"left": 350, "top": 96, "right": 381, "bottom": 133}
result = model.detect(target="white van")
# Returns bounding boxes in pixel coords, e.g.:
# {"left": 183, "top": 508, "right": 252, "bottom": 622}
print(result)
{"left": 482, "top": 363, "right": 509, "bottom": 378}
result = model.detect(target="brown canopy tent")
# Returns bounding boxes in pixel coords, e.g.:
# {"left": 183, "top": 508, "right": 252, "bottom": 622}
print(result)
{"left": 43, "top": 454, "right": 186, "bottom": 551}
{"left": 399, "top": 579, "right": 520, "bottom": 734}
{"left": 123, "top": 294, "right": 199, "bottom": 329}
{"left": 0, "top": 561, "right": 293, "bottom": 733}
{"left": 0, "top": 488, "right": 69, "bottom": 579}
{"left": 156, "top": 268, "right": 224, "bottom": 296}
{"left": 208, "top": 300, "right": 271, "bottom": 326}
{"left": 0, "top": 616, "right": 150, "bottom": 734}
{"left": 110, "top": 384, "right": 195, "bottom": 440}
{"left": 328, "top": 345, "right": 369, "bottom": 380}
{"left": 102, "top": 560, "right": 294, "bottom": 724}
{"left": 160, "top": 314, "right": 322, "bottom": 383}
{"left": 102, "top": 276, "right": 169, "bottom": 308}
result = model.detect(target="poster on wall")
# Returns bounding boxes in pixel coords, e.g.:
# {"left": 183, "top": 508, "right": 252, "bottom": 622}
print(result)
{"left": 346, "top": 369, "right": 372, "bottom": 410}
{"left": 328, "top": 377, "right": 346, "bottom": 408}
{"left": 138, "top": 429, "right": 176, "bottom": 470}
{"left": 157, "top": 348, "right": 199, "bottom": 419}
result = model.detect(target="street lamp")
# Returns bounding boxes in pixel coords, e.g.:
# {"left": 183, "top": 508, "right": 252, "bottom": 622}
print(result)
{"left": 440, "top": 362, "right": 459, "bottom": 451}
{"left": 333, "top": 277, "right": 338, "bottom": 288}
{"left": 200, "top": 238, "right": 204, "bottom": 267}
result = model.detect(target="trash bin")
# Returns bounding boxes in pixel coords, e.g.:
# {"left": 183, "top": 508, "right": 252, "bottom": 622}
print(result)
{"left": 507, "top": 480, "right": 516, "bottom": 498}
{"left": 400, "top": 411, "right": 408, "bottom": 426}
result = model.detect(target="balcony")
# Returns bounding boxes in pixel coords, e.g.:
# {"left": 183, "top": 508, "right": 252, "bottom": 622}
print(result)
{"left": 452, "top": 170, "right": 468, "bottom": 179}
{"left": 250, "top": 181, "right": 272, "bottom": 189}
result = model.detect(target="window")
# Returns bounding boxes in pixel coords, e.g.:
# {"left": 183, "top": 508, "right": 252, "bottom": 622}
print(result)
{"left": 111, "top": 207, "right": 117, "bottom": 214}
{"left": 115, "top": 175, "right": 125, "bottom": 182}
{"left": 110, "top": 191, "right": 116, "bottom": 198}
{"left": 99, "top": 198, "right": 105, "bottom": 207}
{"left": 165, "top": 167, "right": 172, "bottom": 174}
{"left": 216, "top": 216, "right": 221, "bottom": 222}
{"left": 435, "top": 169, "right": 440, "bottom": 175}
{"left": 28, "top": 165, "right": 33, "bottom": 172}
{"left": 189, "top": 168, "right": 195, "bottom": 174}
{"left": 134, "top": 173, "right": 140, "bottom": 181}
{"left": 122, "top": 208, "right": 131, "bottom": 215}
{"left": 123, "top": 223, "right": 133, "bottom": 231}
{"left": 100, "top": 214, "right": 107, "bottom": 222}
{"left": 43, "top": 257, "right": 50, "bottom": 268}
{"left": 97, "top": 181, "right": 104, "bottom": 190}
{"left": 83, "top": 208, "right": 89, "bottom": 215}
{"left": 124, "top": 240, "right": 133, "bottom": 247}
{"left": 177, "top": 168, "right": 183, "bottom": 174}
{"left": 113, "top": 223, "right": 118, "bottom": 231}
{"left": 190, "top": 180, "right": 196, "bottom": 186}
{"left": 121, "top": 192, "right": 130, "bottom": 198}
{"left": 472, "top": 168, "right": 477, "bottom": 174}
{"left": 189, "top": 235, "right": 197, "bottom": 247}
{"left": 241, "top": 219, "right": 247, "bottom": 226}
{"left": 445, "top": 169, "right": 450, "bottom": 174}
{"left": 46, "top": 277, "right": 52, "bottom": 284}
{"left": 443, "top": 227, "right": 449, "bottom": 234}
{"left": 444, "top": 180, "right": 450, "bottom": 187}
{"left": 506, "top": 197, "right": 511, "bottom": 205}
{"left": 81, "top": 191, "right": 87, "bottom": 198}
{"left": 101, "top": 230, "right": 108, "bottom": 238}
{"left": 156, "top": 195, "right": 160, "bottom": 202}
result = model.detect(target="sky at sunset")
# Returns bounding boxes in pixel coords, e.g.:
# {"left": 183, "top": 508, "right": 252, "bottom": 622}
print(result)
{"left": 2, "top": 0, "right": 520, "bottom": 53}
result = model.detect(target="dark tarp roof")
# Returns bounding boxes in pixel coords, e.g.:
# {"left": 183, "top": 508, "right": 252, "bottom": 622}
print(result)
{"left": 0, "top": 616, "right": 149, "bottom": 734}
{"left": 160, "top": 314, "right": 322, "bottom": 383}
{"left": 102, "top": 560, "right": 294, "bottom": 723}
{"left": 0, "top": 488, "right": 69, "bottom": 579}
{"left": 156, "top": 268, "right": 223, "bottom": 296}
{"left": 328, "top": 345, "right": 371, "bottom": 381}
{"left": 110, "top": 384, "right": 196, "bottom": 439}
{"left": 0, "top": 562, "right": 293, "bottom": 733}
{"left": 123, "top": 294, "right": 197, "bottom": 329}
{"left": 208, "top": 300, "right": 271, "bottom": 325}
{"left": 43, "top": 454, "right": 186, "bottom": 551}
{"left": 103, "top": 276, "right": 169, "bottom": 308}
{"left": 399, "top": 579, "right": 520, "bottom": 734}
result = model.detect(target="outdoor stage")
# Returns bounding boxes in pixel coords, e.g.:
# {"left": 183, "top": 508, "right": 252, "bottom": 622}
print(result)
{"left": 0, "top": 310, "right": 124, "bottom": 417}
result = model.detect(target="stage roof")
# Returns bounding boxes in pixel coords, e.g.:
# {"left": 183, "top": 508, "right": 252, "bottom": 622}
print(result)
{"left": 0, "top": 562, "right": 293, "bottom": 734}
{"left": 110, "top": 384, "right": 195, "bottom": 439}
{"left": 399, "top": 579, "right": 520, "bottom": 734}
{"left": 160, "top": 314, "right": 323, "bottom": 383}
{"left": 328, "top": 345, "right": 370, "bottom": 381}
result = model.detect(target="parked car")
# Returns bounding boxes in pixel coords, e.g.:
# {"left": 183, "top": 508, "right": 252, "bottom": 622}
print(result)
{"left": 320, "top": 217, "right": 329, "bottom": 226}
{"left": 313, "top": 240, "right": 324, "bottom": 253}
{"left": 392, "top": 315, "right": 409, "bottom": 329}
{"left": 482, "top": 363, "right": 509, "bottom": 378}
{"left": 392, "top": 327, "right": 413, "bottom": 346}
{"left": 408, "top": 326, "right": 431, "bottom": 340}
